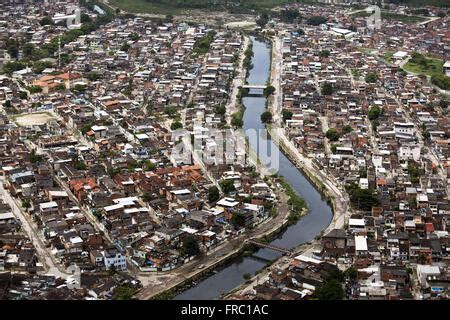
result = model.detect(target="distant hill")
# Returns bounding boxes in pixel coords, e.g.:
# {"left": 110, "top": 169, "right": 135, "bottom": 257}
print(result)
{"left": 110, "top": 0, "right": 314, "bottom": 15}
{"left": 387, "top": 0, "right": 449, "bottom": 7}
{"left": 110, "top": 0, "right": 449, "bottom": 15}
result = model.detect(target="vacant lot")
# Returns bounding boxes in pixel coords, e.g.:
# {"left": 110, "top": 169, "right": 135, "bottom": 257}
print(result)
{"left": 13, "top": 112, "right": 55, "bottom": 126}
{"left": 403, "top": 56, "right": 444, "bottom": 76}
{"left": 225, "top": 20, "right": 256, "bottom": 29}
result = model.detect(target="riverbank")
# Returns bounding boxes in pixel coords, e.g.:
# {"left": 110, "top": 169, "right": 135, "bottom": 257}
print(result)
{"left": 171, "top": 36, "right": 333, "bottom": 300}
{"left": 135, "top": 188, "right": 295, "bottom": 299}
{"left": 267, "top": 126, "right": 347, "bottom": 235}
{"left": 265, "top": 33, "right": 347, "bottom": 234}
{"left": 221, "top": 32, "right": 352, "bottom": 298}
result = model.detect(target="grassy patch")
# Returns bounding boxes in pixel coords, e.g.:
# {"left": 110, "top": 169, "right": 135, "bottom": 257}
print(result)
{"left": 383, "top": 51, "right": 394, "bottom": 63}
{"left": 358, "top": 47, "right": 374, "bottom": 54}
{"left": 383, "top": 12, "right": 427, "bottom": 23}
{"left": 111, "top": 0, "right": 184, "bottom": 14}
{"left": 403, "top": 54, "right": 444, "bottom": 76}
{"left": 279, "top": 177, "right": 307, "bottom": 225}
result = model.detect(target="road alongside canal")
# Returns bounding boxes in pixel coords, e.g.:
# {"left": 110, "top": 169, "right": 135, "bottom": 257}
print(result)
{"left": 174, "top": 37, "right": 333, "bottom": 300}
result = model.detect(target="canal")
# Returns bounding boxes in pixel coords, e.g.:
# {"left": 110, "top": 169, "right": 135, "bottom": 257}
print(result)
{"left": 174, "top": 37, "right": 333, "bottom": 300}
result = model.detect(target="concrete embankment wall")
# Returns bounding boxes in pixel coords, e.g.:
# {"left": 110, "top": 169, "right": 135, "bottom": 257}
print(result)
{"left": 147, "top": 208, "right": 294, "bottom": 300}
{"left": 267, "top": 126, "right": 337, "bottom": 221}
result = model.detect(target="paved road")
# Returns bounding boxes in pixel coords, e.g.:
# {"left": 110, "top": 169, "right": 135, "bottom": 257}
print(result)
{"left": 270, "top": 36, "right": 283, "bottom": 126}
{"left": 226, "top": 35, "right": 250, "bottom": 125}
{"left": 0, "top": 177, "right": 69, "bottom": 279}
{"left": 267, "top": 35, "right": 349, "bottom": 233}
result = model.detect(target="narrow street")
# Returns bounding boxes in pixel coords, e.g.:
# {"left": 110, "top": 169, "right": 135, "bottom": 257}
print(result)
{"left": 0, "top": 177, "right": 69, "bottom": 279}
{"left": 226, "top": 35, "right": 250, "bottom": 125}
{"left": 268, "top": 34, "right": 349, "bottom": 231}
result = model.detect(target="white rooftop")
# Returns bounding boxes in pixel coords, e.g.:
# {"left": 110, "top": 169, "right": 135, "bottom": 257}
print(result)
{"left": 217, "top": 198, "right": 239, "bottom": 207}
{"left": 294, "top": 254, "right": 322, "bottom": 265}
{"left": 355, "top": 235, "right": 368, "bottom": 251}
{"left": 349, "top": 218, "right": 365, "bottom": 227}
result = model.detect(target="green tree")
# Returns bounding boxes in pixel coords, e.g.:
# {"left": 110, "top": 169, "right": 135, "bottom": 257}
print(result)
{"left": 220, "top": 179, "right": 235, "bottom": 194}
{"left": 2, "top": 61, "right": 26, "bottom": 75}
{"left": 256, "top": 12, "right": 269, "bottom": 28}
{"left": 87, "top": 72, "right": 101, "bottom": 81}
{"left": 208, "top": 186, "right": 220, "bottom": 203}
{"left": 326, "top": 128, "right": 340, "bottom": 141}
{"left": 22, "top": 43, "right": 35, "bottom": 58}
{"left": 371, "top": 119, "right": 380, "bottom": 130}
{"left": 260, "top": 111, "right": 273, "bottom": 123}
{"left": 143, "top": 160, "right": 156, "bottom": 171}
{"left": 314, "top": 279, "right": 344, "bottom": 300}
{"left": 2, "top": 100, "right": 11, "bottom": 108}
{"left": 231, "top": 111, "right": 243, "bottom": 128}
{"left": 192, "top": 31, "right": 216, "bottom": 55}
{"left": 164, "top": 106, "right": 178, "bottom": 117}
{"left": 307, "top": 16, "right": 327, "bottom": 26}
{"left": 33, "top": 61, "right": 53, "bottom": 74}
{"left": 80, "top": 124, "right": 92, "bottom": 135}
{"left": 231, "top": 212, "right": 246, "bottom": 229}
{"left": 181, "top": 235, "right": 200, "bottom": 257}
{"left": 214, "top": 105, "right": 226, "bottom": 116}
{"left": 319, "top": 50, "right": 330, "bottom": 58}
{"left": 431, "top": 74, "right": 450, "bottom": 90}
{"left": 282, "top": 109, "right": 293, "bottom": 123}
{"left": 81, "top": 13, "right": 92, "bottom": 23}
{"left": 279, "top": 9, "right": 300, "bottom": 23}
{"left": 113, "top": 286, "right": 136, "bottom": 300}
{"left": 417, "top": 253, "right": 427, "bottom": 264}
{"left": 368, "top": 106, "right": 382, "bottom": 120}
{"left": 120, "top": 42, "right": 131, "bottom": 52}
{"left": 359, "top": 167, "right": 367, "bottom": 178}
{"left": 129, "top": 32, "right": 140, "bottom": 41}
{"left": 331, "top": 144, "right": 339, "bottom": 154}
{"left": 40, "top": 16, "right": 54, "bottom": 26}
{"left": 29, "top": 150, "right": 44, "bottom": 163}
{"left": 263, "top": 85, "right": 275, "bottom": 97}
{"left": 142, "top": 192, "right": 152, "bottom": 202}
{"left": 342, "top": 125, "right": 353, "bottom": 135}
{"left": 55, "top": 84, "right": 66, "bottom": 91}
{"left": 344, "top": 267, "right": 358, "bottom": 281}
{"left": 365, "top": 72, "right": 379, "bottom": 83}
{"left": 22, "top": 199, "right": 31, "bottom": 209}
{"left": 108, "top": 265, "right": 117, "bottom": 276}
{"left": 72, "top": 84, "right": 86, "bottom": 93}
{"left": 18, "top": 91, "right": 28, "bottom": 100}
{"left": 170, "top": 121, "right": 183, "bottom": 131}
{"left": 408, "top": 162, "right": 421, "bottom": 183}
{"left": 73, "top": 159, "right": 87, "bottom": 170}
{"left": 346, "top": 183, "right": 379, "bottom": 211}
{"left": 321, "top": 82, "right": 333, "bottom": 95}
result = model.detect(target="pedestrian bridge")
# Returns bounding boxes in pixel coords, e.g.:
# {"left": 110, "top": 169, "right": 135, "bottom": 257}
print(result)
{"left": 242, "top": 84, "right": 267, "bottom": 90}
{"left": 247, "top": 240, "right": 292, "bottom": 255}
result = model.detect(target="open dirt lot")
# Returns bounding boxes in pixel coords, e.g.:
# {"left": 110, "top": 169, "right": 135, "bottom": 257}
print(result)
{"left": 13, "top": 112, "right": 55, "bottom": 126}
{"left": 225, "top": 20, "right": 256, "bottom": 29}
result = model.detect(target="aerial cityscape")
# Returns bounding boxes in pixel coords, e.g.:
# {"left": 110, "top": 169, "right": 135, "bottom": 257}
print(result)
{"left": 0, "top": 0, "right": 449, "bottom": 302}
